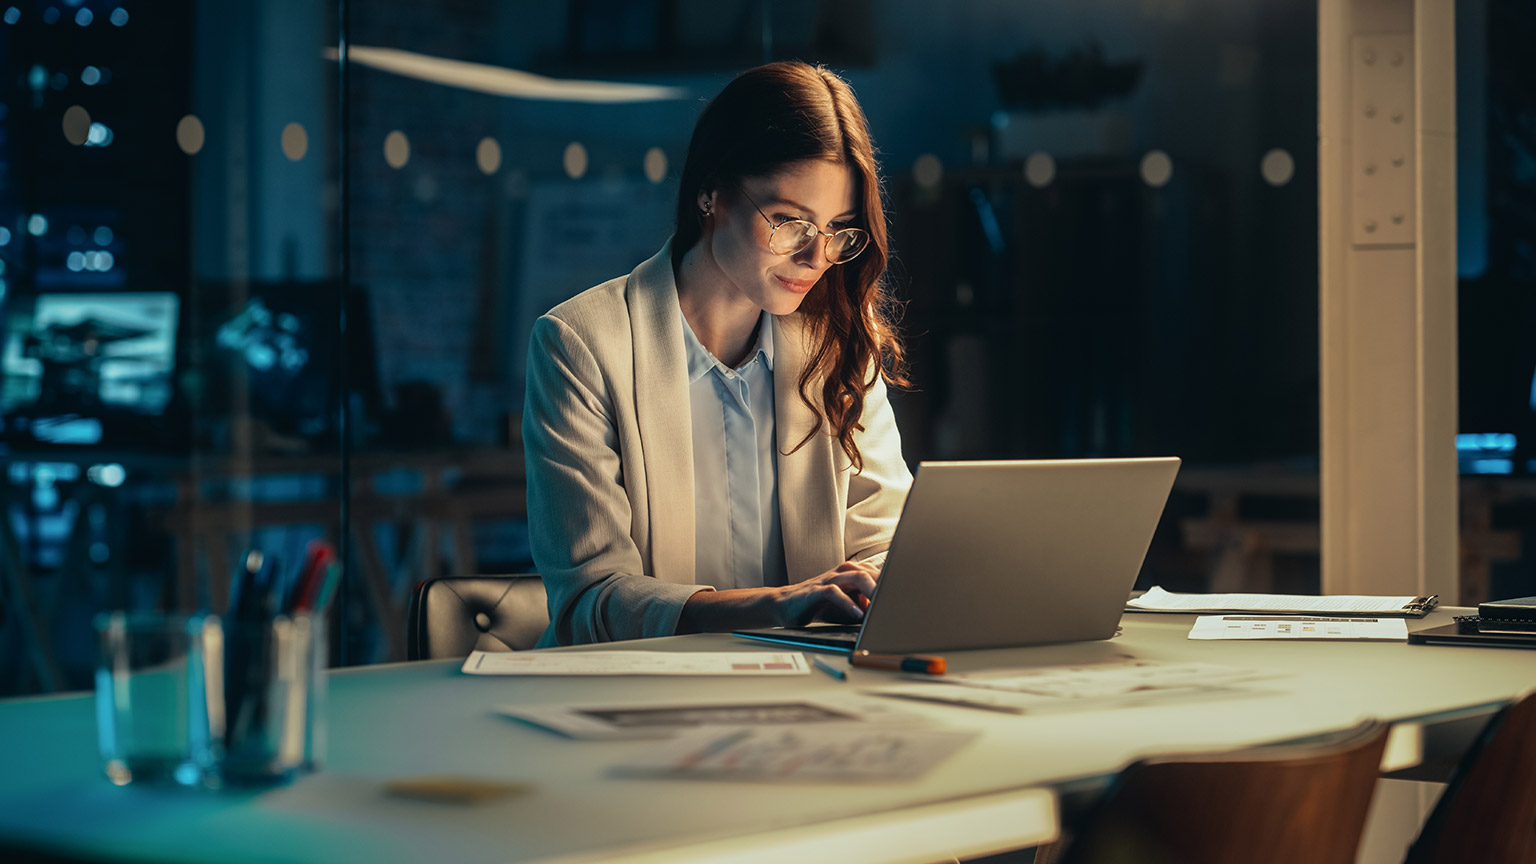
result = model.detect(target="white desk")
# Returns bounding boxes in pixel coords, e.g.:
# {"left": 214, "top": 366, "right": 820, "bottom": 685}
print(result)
{"left": 1, "top": 611, "right": 1531, "bottom": 863}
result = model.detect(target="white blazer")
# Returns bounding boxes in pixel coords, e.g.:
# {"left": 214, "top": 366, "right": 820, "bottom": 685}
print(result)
{"left": 524, "top": 242, "right": 913, "bottom": 646}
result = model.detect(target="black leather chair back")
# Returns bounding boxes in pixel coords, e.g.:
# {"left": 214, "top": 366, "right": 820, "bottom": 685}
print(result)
{"left": 406, "top": 574, "right": 549, "bottom": 660}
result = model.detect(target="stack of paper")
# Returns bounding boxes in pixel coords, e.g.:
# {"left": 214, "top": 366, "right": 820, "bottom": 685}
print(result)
{"left": 1187, "top": 616, "right": 1408, "bottom": 641}
{"left": 612, "top": 726, "right": 976, "bottom": 781}
{"left": 1128, "top": 586, "right": 1432, "bottom": 616}
{"left": 461, "top": 650, "right": 810, "bottom": 676}
{"left": 871, "top": 659, "right": 1274, "bottom": 715}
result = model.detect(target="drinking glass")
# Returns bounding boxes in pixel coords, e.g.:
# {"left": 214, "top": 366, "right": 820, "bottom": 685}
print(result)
{"left": 94, "top": 612, "right": 224, "bottom": 787}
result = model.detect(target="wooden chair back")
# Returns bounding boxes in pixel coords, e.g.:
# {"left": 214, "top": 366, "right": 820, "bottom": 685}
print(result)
{"left": 1053, "top": 721, "right": 1390, "bottom": 864}
{"left": 1406, "top": 691, "right": 1536, "bottom": 864}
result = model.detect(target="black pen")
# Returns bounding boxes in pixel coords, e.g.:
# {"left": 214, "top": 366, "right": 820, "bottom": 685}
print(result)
{"left": 226, "top": 551, "right": 279, "bottom": 751}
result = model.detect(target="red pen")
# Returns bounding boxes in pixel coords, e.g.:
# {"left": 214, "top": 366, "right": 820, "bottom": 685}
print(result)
{"left": 849, "top": 650, "right": 946, "bottom": 675}
{"left": 287, "top": 540, "right": 335, "bottom": 613}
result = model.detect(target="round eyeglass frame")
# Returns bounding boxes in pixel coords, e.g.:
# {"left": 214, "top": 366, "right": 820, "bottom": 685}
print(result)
{"left": 735, "top": 187, "right": 870, "bottom": 264}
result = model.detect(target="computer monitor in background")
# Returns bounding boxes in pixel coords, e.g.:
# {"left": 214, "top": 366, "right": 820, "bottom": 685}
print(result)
{"left": 0, "top": 292, "right": 179, "bottom": 446}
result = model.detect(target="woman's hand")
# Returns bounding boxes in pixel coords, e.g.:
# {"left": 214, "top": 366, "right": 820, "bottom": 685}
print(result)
{"left": 676, "top": 560, "right": 880, "bottom": 634}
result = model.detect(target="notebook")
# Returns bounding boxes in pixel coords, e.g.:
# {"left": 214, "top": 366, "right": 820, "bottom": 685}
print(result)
{"left": 733, "top": 457, "right": 1181, "bottom": 655}
{"left": 1478, "top": 596, "right": 1536, "bottom": 623}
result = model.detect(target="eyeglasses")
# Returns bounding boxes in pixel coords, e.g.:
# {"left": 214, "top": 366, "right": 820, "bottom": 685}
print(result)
{"left": 736, "top": 187, "right": 870, "bottom": 264}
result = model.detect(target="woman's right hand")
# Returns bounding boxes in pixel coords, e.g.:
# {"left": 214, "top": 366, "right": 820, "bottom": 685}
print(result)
{"left": 676, "top": 559, "right": 880, "bottom": 634}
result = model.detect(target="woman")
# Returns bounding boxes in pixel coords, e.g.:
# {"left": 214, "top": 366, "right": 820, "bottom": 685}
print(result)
{"left": 524, "top": 61, "right": 912, "bottom": 646}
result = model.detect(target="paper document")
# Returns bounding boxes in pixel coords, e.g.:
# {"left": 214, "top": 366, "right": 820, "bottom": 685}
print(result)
{"left": 872, "top": 659, "right": 1273, "bottom": 715}
{"left": 462, "top": 650, "right": 809, "bottom": 676}
{"left": 612, "top": 725, "right": 975, "bottom": 782}
{"left": 1128, "top": 585, "right": 1429, "bottom": 615}
{"left": 498, "top": 696, "right": 918, "bottom": 739}
{"left": 1188, "top": 615, "right": 1408, "bottom": 641}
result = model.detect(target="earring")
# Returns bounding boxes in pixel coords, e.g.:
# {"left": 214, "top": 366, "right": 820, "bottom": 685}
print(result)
{"left": 701, "top": 202, "right": 713, "bottom": 217}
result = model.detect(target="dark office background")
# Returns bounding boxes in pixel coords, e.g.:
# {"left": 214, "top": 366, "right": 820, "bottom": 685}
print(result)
{"left": 1, "top": 0, "right": 1532, "bottom": 696}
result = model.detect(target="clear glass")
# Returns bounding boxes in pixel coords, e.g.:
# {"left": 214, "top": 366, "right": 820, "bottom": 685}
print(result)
{"left": 94, "top": 612, "right": 223, "bottom": 787}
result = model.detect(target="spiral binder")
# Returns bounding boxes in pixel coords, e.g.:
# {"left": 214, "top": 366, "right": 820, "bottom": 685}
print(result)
{"left": 1454, "top": 615, "right": 1536, "bottom": 635}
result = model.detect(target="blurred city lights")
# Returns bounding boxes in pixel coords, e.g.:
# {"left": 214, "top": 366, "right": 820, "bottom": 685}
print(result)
{"left": 88, "top": 464, "right": 128, "bottom": 488}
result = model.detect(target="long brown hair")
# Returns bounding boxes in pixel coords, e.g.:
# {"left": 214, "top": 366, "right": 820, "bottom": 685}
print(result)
{"left": 672, "top": 61, "right": 906, "bottom": 472}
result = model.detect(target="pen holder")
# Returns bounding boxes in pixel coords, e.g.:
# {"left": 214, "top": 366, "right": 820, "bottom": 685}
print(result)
{"left": 218, "top": 613, "right": 327, "bottom": 786}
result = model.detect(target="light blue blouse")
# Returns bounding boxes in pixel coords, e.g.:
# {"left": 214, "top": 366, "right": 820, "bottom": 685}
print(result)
{"left": 680, "top": 311, "right": 787, "bottom": 590}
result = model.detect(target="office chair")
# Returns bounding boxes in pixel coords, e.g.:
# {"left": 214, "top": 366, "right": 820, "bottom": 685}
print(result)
{"left": 1038, "top": 720, "right": 1390, "bottom": 864}
{"left": 1404, "top": 691, "right": 1536, "bottom": 864}
{"left": 406, "top": 574, "right": 549, "bottom": 660}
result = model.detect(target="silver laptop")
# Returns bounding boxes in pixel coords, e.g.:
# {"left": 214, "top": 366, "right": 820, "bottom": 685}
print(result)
{"left": 734, "top": 457, "right": 1181, "bottom": 654}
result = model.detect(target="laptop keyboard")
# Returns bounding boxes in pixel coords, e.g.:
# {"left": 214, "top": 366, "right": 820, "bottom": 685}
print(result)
{"left": 775, "top": 625, "right": 860, "bottom": 641}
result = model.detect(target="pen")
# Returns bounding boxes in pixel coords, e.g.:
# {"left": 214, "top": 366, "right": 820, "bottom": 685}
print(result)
{"left": 286, "top": 540, "right": 335, "bottom": 613}
{"left": 226, "top": 550, "right": 280, "bottom": 750}
{"left": 849, "top": 650, "right": 946, "bottom": 675}
{"left": 226, "top": 549, "right": 263, "bottom": 618}
{"left": 809, "top": 655, "right": 847, "bottom": 680}
{"left": 311, "top": 562, "right": 342, "bottom": 613}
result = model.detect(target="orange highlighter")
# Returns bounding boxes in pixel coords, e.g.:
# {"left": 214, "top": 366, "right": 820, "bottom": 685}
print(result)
{"left": 849, "top": 650, "right": 946, "bottom": 675}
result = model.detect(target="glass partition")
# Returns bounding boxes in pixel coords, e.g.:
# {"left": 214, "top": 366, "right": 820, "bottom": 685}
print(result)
{"left": 341, "top": 0, "right": 1326, "bottom": 651}
{"left": 1455, "top": 0, "right": 1536, "bottom": 603}
{"left": 1, "top": 1, "right": 343, "bottom": 693}
{"left": 4, "top": 0, "right": 1530, "bottom": 696}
